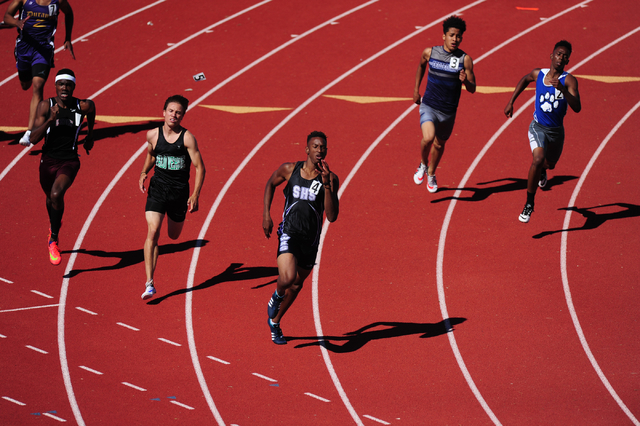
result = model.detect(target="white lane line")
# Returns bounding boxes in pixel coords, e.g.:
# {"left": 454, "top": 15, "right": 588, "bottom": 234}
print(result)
{"left": 75, "top": 307, "right": 98, "bottom": 316}
{"left": 26, "top": 345, "right": 48, "bottom": 354}
{"left": 0, "top": 304, "right": 59, "bottom": 313}
{"left": 206, "top": 356, "right": 230, "bottom": 365}
{"left": 42, "top": 412, "right": 67, "bottom": 422}
{"left": 116, "top": 322, "right": 140, "bottom": 331}
{"left": 0, "top": 277, "right": 13, "bottom": 283}
{"left": 363, "top": 414, "right": 390, "bottom": 425}
{"left": 560, "top": 99, "right": 640, "bottom": 426}
{"left": 0, "top": 333, "right": 6, "bottom": 338}
{"left": 304, "top": 392, "right": 331, "bottom": 402}
{"left": 121, "top": 382, "right": 147, "bottom": 392}
{"left": 170, "top": 400, "right": 195, "bottom": 410}
{"left": 252, "top": 373, "right": 277, "bottom": 383}
{"left": 2, "top": 396, "right": 26, "bottom": 406}
{"left": 31, "top": 290, "right": 54, "bottom": 299}
{"left": 56, "top": 6, "right": 273, "bottom": 425}
{"left": 78, "top": 366, "right": 103, "bottom": 375}
{"left": 158, "top": 338, "right": 182, "bottom": 347}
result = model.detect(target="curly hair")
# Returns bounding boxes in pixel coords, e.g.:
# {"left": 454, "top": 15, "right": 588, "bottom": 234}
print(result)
{"left": 443, "top": 15, "right": 466, "bottom": 34}
{"left": 554, "top": 40, "right": 572, "bottom": 55}
{"left": 307, "top": 130, "right": 327, "bottom": 144}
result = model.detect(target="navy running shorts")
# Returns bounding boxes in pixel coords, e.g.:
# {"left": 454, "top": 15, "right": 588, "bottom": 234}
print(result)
{"left": 276, "top": 232, "right": 318, "bottom": 270}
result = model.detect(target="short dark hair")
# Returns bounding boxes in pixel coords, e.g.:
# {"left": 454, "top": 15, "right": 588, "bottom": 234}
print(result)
{"left": 164, "top": 94, "right": 189, "bottom": 112}
{"left": 56, "top": 68, "right": 75, "bottom": 78}
{"left": 554, "top": 40, "right": 572, "bottom": 55}
{"left": 307, "top": 130, "right": 327, "bottom": 144}
{"left": 443, "top": 15, "right": 466, "bottom": 34}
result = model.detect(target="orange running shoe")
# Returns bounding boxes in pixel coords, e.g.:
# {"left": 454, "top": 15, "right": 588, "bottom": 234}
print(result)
{"left": 48, "top": 231, "right": 61, "bottom": 266}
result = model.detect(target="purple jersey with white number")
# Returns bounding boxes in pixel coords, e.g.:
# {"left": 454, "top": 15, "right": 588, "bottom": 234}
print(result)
{"left": 18, "top": 0, "right": 60, "bottom": 47}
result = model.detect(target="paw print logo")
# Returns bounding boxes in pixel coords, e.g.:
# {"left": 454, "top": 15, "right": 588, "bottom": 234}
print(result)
{"left": 539, "top": 92, "right": 559, "bottom": 113}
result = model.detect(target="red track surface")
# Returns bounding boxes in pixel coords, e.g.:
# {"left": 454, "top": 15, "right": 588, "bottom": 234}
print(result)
{"left": 1, "top": 0, "right": 638, "bottom": 424}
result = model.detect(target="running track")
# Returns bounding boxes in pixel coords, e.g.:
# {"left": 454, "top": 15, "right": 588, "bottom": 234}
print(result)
{"left": 1, "top": 0, "right": 638, "bottom": 424}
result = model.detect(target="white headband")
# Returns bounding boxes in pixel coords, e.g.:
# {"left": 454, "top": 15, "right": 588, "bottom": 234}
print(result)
{"left": 55, "top": 74, "right": 76, "bottom": 84}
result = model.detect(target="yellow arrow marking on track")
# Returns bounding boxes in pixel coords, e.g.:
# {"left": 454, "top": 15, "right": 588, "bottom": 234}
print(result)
{"left": 474, "top": 86, "right": 534, "bottom": 94}
{"left": 1, "top": 126, "right": 28, "bottom": 132}
{"left": 199, "top": 105, "right": 292, "bottom": 114}
{"left": 96, "top": 115, "right": 160, "bottom": 124}
{"left": 323, "top": 95, "right": 412, "bottom": 104}
{"left": 574, "top": 74, "right": 640, "bottom": 83}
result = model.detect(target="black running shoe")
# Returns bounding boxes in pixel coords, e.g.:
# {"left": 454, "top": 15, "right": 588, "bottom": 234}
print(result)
{"left": 519, "top": 203, "right": 534, "bottom": 223}
{"left": 538, "top": 169, "right": 547, "bottom": 188}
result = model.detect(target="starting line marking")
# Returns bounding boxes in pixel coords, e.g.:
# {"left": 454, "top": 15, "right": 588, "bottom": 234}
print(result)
{"left": 75, "top": 307, "right": 98, "bottom": 316}
{"left": 42, "top": 412, "right": 67, "bottom": 422}
{"left": 170, "top": 400, "right": 195, "bottom": 410}
{"left": 25, "top": 345, "right": 48, "bottom": 354}
{"left": 116, "top": 322, "right": 140, "bottom": 331}
{"left": 2, "top": 396, "right": 26, "bottom": 406}
{"left": 363, "top": 414, "right": 391, "bottom": 425}
{"left": 206, "top": 356, "right": 230, "bottom": 365}
{"left": 252, "top": 373, "right": 277, "bottom": 383}
{"left": 31, "top": 290, "right": 54, "bottom": 299}
{"left": 122, "top": 382, "right": 146, "bottom": 392}
{"left": 304, "top": 392, "right": 330, "bottom": 402}
{"left": 158, "top": 338, "right": 181, "bottom": 346}
{"left": 79, "top": 366, "right": 103, "bottom": 375}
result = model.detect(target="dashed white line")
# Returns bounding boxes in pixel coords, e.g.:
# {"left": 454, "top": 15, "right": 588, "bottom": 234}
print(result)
{"left": 31, "top": 290, "right": 54, "bottom": 299}
{"left": 158, "top": 338, "right": 181, "bottom": 346}
{"left": 121, "top": 382, "right": 146, "bottom": 392}
{"left": 206, "top": 356, "right": 230, "bottom": 365}
{"left": 252, "top": 373, "right": 277, "bottom": 383}
{"left": 116, "top": 322, "right": 140, "bottom": 331}
{"left": 2, "top": 396, "right": 26, "bottom": 406}
{"left": 363, "top": 414, "right": 390, "bottom": 425}
{"left": 0, "top": 333, "right": 6, "bottom": 338}
{"left": 43, "top": 412, "right": 67, "bottom": 422}
{"left": 304, "top": 392, "right": 330, "bottom": 402}
{"left": 78, "top": 366, "right": 103, "bottom": 375}
{"left": 26, "top": 345, "right": 48, "bottom": 354}
{"left": 170, "top": 400, "right": 195, "bottom": 410}
{"left": 75, "top": 307, "right": 98, "bottom": 316}
{"left": 0, "top": 277, "right": 13, "bottom": 283}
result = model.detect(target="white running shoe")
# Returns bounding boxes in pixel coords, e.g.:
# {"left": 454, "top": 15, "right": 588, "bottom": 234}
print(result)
{"left": 426, "top": 174, "right": 438, "bottom": 193}
{"left": 519, "top": 204, "right": 533, "bottom": 223}
{"left": 538, "top": 169, "right": 547, "bottom": 188}
{"left": 19, "top": 130, "right": 31, "bottom": 147}
{"left": 141, "top": 280, "right": 156, "bottom": 300}
{"left": 413, "top": 163, "right": 427, "bottom": 185}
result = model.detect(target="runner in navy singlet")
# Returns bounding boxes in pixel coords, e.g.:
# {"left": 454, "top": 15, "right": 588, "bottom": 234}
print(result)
{"left": 29, "top": 68, "right": 95, "bottom": 265}
{"left": 412, "top": 15, "right": 476, "bottom": 193}
{"left": 263, "top": 131, "right": 339, "bottom": 344}
{"left": 3, "top": 0, "right": 75, "bottom": 145}
{"left": 505, "top": 40, "right": 581, "bottom": 223}
{"left": 138, "top": 95, "right": 206, "bottom": 300}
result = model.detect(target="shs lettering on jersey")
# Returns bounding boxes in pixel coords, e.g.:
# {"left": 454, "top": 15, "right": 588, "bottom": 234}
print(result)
{"left": 152, "top": 127, "right": 191, "bottom": 188}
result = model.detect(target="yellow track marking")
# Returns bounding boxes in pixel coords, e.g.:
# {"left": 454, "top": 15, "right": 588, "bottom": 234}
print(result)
{"left": 199, "top": 105, "right": 292, "bottom": 114}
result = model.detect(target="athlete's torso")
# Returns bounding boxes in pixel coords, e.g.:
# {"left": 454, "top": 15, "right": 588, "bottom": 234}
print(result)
{"left": 153, "top": 126, "right": 191, "bottom": 188}
{"left": 422, "top": 45, "right": 466, "bottom": 114}
{"left": 42, "top": 97, "right": 84, "bottom": 160}
{"left": 18, "top": 0, "right": 59, "bottom": 46}
{"left": 533, "top": 68, "right": 569, "bottom": 128}
{"left": 278, "top": 161, "right": 326, "bottom": 244}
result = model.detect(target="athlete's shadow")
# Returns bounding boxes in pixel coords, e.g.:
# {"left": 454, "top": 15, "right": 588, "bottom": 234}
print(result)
{"left": 431, "top": 175, "right": 577, "bottom": 203}
{"left": 26, "top": 121, "right": 161, "bottom": 155}
{"left": 289, "top": 318, "right": 466, "bottom": 353}
{"left": 533, "top": 203, "right": 640, "bottom": 239}
{"left": 147, "top": 262, "right": 279, "bottom": 305}
{"left": 63, "top": 239, "right": 208, "bottom": 278}
{"left": 1, "top": 132, "right": 22, "bottom": 145}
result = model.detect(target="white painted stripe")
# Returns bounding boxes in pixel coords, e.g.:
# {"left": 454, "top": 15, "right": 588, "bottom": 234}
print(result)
{"left": 0, "top": 333, "right": 6, "bottom": 338}
{"left": 0, "top": 277, "right": 13, "bottom": 283}
{"left": 2, "top": 396, "right": 26, "bottom": 406}
{"left": 363, "top": 414, "right": 390, "bottom": 425}
{"left": 116, "top": 322, "right": 140, "bottom": 331}
{"left": 0, "top": 304, "right": 58, "bottom": 313}
{"left": 252, "top": 373, "right": 277, "bottom": 382}
{"left": 158, "top": 338, "right": 182, "bottom": 347}
{"left": 31, "top": 290, "right": 54, "bottom": 299}
{"left": 170, "top": 400, "right": 195, "bottom": 410}
{"left": 26, "top": 345, "right": 48, "bottom": 354}
{"left": 75, "top": 307, "right": 98, "bottom": 316}
{"left": 42, "top": 412, "right": 67, "bottom": 422}
{"left": 207, "top": 356, "right": 230, "bottom": 365}
{"left": 79, "top": 366, "right": 103, "bottom": 375}
{"left": 304, "top": 392, "right": 331, "bottom": 402}
{"left": 121, "top": 382, "right": 146, "bottom": 392}
{"left": 560, "top": 99, "right": 640, "bottom": 426}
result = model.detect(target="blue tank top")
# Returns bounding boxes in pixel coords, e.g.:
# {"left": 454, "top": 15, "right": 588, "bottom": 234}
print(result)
{"left": 533, "top": 69, "right": 569, "bottom": 128}
{"left": 153, "top": 127, "right": 191, "bottom": 189}
{"left": 18, "top": 0, "right": 59, "bottom": 46}
{"left": 421, "top": 46, "right": 466, "bottom": 114}
{"left": 278, "top": 161, "right": 326, "bottom": 245}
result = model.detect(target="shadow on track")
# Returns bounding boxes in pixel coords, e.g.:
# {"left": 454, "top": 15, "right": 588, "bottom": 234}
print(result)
{"left": 431, "top": 175, "right": 577, "bottom": 203}
{"left": 63, "top": 239, "right": 208, "bottom": 278}
{"left": 533, "top": 202, "right": 640, "bottom": 239}
{"left": 290, "top": 318, "right": 466, "bottom": 352}
{"left": 147, "top": 262, "right": 278, "bottom": 305}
